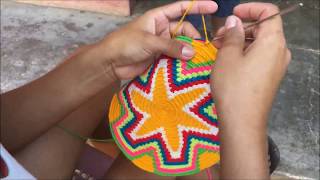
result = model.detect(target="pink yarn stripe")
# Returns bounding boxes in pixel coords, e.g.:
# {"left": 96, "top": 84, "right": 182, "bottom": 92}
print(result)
{"left": 157, "top": 144, "right": 219, "bottom": 174}
{"left": 181, "top": 62, "right": 211, "bottom": 75}
{"left": 206, "top": 168, "right": 213, "bottom": 180}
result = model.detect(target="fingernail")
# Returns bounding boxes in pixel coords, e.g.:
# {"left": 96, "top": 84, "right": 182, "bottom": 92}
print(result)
{"left": 182, "top": 45, "right": 194, "bottom": 58}
{"left": 225, "top": 16, "right": 237, "bottom": 29}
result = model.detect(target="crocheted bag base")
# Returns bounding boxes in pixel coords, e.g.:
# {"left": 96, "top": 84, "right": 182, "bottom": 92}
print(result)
{"left": 109, "top": 36, "right": 220, "bottom": 176}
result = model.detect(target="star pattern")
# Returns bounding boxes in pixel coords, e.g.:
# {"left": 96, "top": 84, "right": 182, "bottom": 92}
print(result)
{"left": 131, "top": 68, "right": 210, "bottom": 152}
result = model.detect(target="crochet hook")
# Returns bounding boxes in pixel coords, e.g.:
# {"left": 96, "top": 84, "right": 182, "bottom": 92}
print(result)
{"left": 212, "top": 2, "right": 304, "bottom": 41}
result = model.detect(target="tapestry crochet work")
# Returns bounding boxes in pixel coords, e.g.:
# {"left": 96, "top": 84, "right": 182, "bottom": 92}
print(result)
{"left": 109, "top": 36, "right": 220, "bottom": 176}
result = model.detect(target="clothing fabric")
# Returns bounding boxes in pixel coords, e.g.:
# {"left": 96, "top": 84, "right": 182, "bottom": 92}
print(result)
{"left": 73, "top": 144, "right": 115, "bottom": 180}
{"left": 0, "top": 144, "right": 35, "bottom": 179}
{"left": 215, "top": 0, "right": 240, "bottom": 17}
{"left": 186, "top": 0, "right": 240, "bottom": 29}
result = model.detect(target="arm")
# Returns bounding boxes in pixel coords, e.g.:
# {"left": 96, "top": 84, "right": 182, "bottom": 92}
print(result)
{"left": 211, "top": 3, "right": 291, "bottom": 179}
{"left": 1, "top": 44, "right": 116, "bottom": 151}
{"left": 1, "top": 1, "right": 217, "bottom": 152}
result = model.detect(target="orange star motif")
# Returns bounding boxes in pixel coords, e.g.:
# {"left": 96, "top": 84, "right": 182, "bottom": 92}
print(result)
{"left": 131, "top": 68, "right": 211, "bottom": 153}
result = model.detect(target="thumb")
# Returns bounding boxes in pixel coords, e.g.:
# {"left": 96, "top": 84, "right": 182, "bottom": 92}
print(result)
{"left": 219, "top": 15, "right": 245, "bottom": 57}
{"left": 147, "top": 35, "right": 195, "bottom": 60}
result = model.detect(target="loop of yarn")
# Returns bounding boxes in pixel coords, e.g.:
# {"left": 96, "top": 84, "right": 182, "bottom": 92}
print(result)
{"left": 171, "top": 0, "right": 196, "bottom": 38}
{"left": 172, "top": 0, "right": 212, "bottom": 45}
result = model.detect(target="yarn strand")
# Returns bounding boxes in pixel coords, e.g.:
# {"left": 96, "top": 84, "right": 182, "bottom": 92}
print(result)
{"left": 171, "top": 0, "right": 196, "bottom": 38}
{"left": 172, "top": 0, "right": 212, "bottom": 47}
{"left": 57, "top": 124, "right": 114, "bottom": 143}
{"left": 206, "top": 168, "right": 213, "bottom": 180}
{"left": 201, "top": 14, "right": 210, "bottom": 43}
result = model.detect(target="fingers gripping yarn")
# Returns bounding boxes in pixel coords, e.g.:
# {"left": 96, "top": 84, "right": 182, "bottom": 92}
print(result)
{"left": 108, "top": 36, "right": 220, "bottom": 176}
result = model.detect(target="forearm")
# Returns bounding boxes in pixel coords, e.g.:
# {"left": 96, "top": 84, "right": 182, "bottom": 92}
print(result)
{"left": 1, "top": 43, "right": 116, "bottom": 151}
{"left": 218, "top": 102, "right": 269, "bottom": 179}
{"left": 211, "top": 2, "right": 288, "bottom": 179}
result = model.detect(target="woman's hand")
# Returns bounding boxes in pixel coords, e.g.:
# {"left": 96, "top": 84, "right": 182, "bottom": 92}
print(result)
{"left": 95, "top": 1, "right": 217, "bottom": 80}
{"left": 210, "top": 3, "right": 291, "bottom": 178}
{"left": 211, "top": 2, "right": 291, "bottom": 130}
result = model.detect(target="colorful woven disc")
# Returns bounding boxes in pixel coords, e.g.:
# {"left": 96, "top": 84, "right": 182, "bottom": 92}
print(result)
{"left": 109, "top": 36, "right": 220, "bottom": 176}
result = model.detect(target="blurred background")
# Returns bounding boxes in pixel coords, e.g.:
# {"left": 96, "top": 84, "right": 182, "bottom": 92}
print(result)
{"left": 1, "top": 0, "right": 319, "bottom": 179}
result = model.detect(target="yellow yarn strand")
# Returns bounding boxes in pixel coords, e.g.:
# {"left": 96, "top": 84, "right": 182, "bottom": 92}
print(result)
{"left": 201, "top": 14, "right": 210, "bottom": 43}
{"left": 172, "top": 0, "right": 212, "bottom": 45}
{"left": 171, "top": 0, "right": 196, "bottom": 38}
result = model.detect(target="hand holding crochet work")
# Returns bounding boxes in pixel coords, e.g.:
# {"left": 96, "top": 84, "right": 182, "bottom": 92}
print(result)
{"left": 95, "top": 1, "right": 217, "bottom": 80}
{"left": 210, "top": 3, "right": 291, "bottom": 179}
